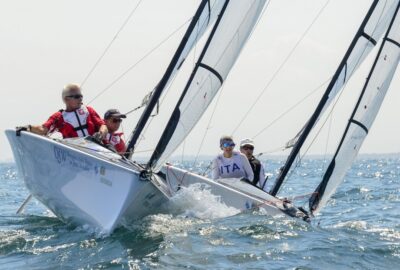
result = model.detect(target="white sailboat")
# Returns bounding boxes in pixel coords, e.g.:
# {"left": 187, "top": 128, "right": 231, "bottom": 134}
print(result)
{"left": 6, "top": 0, "right": 400, "bottom": 234}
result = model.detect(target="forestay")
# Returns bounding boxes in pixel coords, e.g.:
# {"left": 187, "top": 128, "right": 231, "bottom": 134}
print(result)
{"left": 148, "top": 0, "right": 268, "bottom": 171}
{"left": 271, "top": 0, "right": 399, "bottom": 196}
{"left": 126, "top": 0, "right": 225, "bottom": 156}
{"left": 309, "top": 1, "right": 400, "bottom": 214}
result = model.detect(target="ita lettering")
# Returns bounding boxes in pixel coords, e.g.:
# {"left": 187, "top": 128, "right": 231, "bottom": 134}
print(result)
{"left": 220, "top": 163, "right": 241, "bottom": 175}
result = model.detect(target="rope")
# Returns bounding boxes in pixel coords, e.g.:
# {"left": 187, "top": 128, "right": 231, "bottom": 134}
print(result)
{"left": 253, "top": 76, "right": 332, "bottom": 139}
{"left": 231, "top": 0, "right": 331, "bottom": 136}
{"left": 81, "top": 0, "right": 144, "bottom": 87}
{"left": 87, "top": 17, "right": 192, "bottom": 105}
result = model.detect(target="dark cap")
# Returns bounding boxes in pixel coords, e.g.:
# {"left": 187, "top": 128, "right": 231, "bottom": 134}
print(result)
{"left": 104, "top": 109, "right": 127, "bottom": 119}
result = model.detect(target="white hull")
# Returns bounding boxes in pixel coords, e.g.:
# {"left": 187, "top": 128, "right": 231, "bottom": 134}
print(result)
{"left": 161, "top": 165, "right": 309, "bottom": 221}
{"left": 6, "top": 130, "right": 169, "bottom": 234}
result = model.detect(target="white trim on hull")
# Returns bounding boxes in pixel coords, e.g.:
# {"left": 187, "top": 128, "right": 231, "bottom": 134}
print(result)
{"left": 6, "top": 130, "right": 169, "bottom": 234}
{"left": 161, "top": 165, "right": 310, "bottom": 221}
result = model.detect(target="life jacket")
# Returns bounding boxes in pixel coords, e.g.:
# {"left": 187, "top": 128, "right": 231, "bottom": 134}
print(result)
{"left": 104, "top": 132, "right": 126, "bottom": 153}
{"left": 61, "top": 106, "right": 90, "bottom": 137}
{"left": 249, "top": 156, "right": 261, "bottom": 186}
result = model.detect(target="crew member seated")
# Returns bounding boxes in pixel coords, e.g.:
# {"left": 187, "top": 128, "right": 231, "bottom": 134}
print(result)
{"left": 103, "top": 109, "right": 127, "bottom": 155}
{"left": 212, "top": 135, "right": 254, "bottom": 181}
{"left": 240, "top": 138, "right": 268, "bottom": 191}
{"left": 17, "top": 83, "right": 107, "bottom": 141}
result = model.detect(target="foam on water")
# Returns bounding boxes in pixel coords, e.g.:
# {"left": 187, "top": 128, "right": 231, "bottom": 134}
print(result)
{"left": 167, "top": 183, "right": 241, "bottom": 219}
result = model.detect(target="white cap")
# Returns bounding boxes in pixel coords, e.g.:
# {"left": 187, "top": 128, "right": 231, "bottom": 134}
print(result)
{"left": 240, "top": 138, "right": 254, "bottom": 147}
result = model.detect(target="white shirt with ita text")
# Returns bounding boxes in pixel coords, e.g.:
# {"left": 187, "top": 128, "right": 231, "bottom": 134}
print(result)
{"left": 212, "top": 151, "right": 254, "bottom": 181}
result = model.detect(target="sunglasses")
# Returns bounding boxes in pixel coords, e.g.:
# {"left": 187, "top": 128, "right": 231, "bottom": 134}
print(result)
{"left": 222, "top": 142, "right": 235, "bottom": 148}
{"left": 241, "top": 146, "right": 254, "bottom": 151}
{"left": 111, "top": 118, "right": 122, "bottom": 123}
{"left": 66, "top": 94, "right": 83, "bottom": 99}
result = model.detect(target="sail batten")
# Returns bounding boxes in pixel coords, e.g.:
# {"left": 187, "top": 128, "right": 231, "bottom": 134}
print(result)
{"left": 148, "top": 0, "right": 268, "bottom": 170}
{"left": 309, "top": 0, "right": 400, "bottom": 214}
{"left": 270, "top": 0, "right": 399, "bottom": 196}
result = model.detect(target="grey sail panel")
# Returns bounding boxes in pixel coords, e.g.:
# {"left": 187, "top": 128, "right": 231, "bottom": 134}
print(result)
{"left": 309, "top": 1, "right": 400, "bottom": 214}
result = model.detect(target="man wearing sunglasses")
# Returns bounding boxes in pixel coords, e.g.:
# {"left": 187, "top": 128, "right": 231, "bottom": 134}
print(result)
{"left": 103, "top": 109, "right": 127, "bottom": 154}
{"left": 21, "top": 84, "right": 107, "bottom": 140}
{"left": 211, "top": 135, "right": 254, "bottom": 181}
{"left": 240, "top": 138, "right": 268, "bottom": 191}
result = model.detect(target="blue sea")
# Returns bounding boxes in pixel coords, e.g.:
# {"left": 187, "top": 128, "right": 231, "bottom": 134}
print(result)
{"left": 0, "top": 156, "right": 399, "bottom": 269}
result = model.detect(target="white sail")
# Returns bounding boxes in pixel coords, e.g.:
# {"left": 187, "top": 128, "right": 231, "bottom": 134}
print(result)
{"left": 126, "top": 0, "right": 226, "bottom": 154}
{"left": 320, "top": 0, "right": 398, "bottom": 115}
{"left": 271, "top": 0, "right": 399, "bottom": 196}
{"left": 150, "top": 0, "right": 267, "bottom": 170}
{"left": 161, "top": 0, "right": 225, "bottom": 90}
{"left": 309, "top": 2, "right": 400, "bottom": 214}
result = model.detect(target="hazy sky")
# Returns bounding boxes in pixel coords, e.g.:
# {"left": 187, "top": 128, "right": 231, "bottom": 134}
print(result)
{"left": 1, "top": 0, "right": 399, "bottom": 162}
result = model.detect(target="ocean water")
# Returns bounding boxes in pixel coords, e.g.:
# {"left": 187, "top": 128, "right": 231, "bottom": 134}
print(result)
{"left": 0, "top": 157, "right": 399, "bottom": 269}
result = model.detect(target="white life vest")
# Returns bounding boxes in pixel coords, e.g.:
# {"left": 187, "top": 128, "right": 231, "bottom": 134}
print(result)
{"left": 62, "top": 105, "right": 89, "bottom": 137}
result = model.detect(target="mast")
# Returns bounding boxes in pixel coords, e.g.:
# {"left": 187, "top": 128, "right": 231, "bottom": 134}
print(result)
{"left": 146, "top": 0, "right": 230, "bottom": 168}
{"left": 309, "top": 1, "right": 400, "bottom": 214}
{"left": 270, "top": 0, "right": 384, "bottom": 196}
{"left": 125, "top": 0, "right": 215, "bottom": 158}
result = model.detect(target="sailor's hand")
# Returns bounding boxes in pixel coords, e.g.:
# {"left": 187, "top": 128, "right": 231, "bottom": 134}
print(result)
{"left": 92, "top": 132, "right": 104, "bottom": 143}
{"left": 16, "top": 125, "right": 31, "bottom": 136}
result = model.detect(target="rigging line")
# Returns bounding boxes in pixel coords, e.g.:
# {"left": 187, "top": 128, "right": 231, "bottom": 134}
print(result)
{"left": 253, "top": 76, "right": 332, "bottom": 139}
{"left": 132, "top": 63, "right": 182, "bottom": 149}
{"left": 299, "top": 81, "right": 347, "bottom": 162}
{"left": 192, "top": 84, "right": 226, "bottom": 167}
{"left": 81, "top": 0, "right": 144, "bottom": 87}
{"left": 231, "top": 0, "right": 331, "bottom": 136}
{"left": 87, "top": 17, "right": 192, "bottom": 105}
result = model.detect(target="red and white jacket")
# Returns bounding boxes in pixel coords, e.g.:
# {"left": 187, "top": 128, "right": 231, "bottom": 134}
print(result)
{"left": 43, "top": 105, "right": 104, "bottom": 138}
{"left": 104, "top": 132, "right": 126, "bottom": 154}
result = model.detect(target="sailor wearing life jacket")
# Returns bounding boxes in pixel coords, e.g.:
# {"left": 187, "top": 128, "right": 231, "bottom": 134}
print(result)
{"left": 103, "top": 109, "right": 127, "bottom": 154}
{"left": 20, "top": 84, "right": 108, "bottom": 140}
{"left": 240, "top": 138, "right": 268, "bottom": 191}
{"left": 212, "top": 136, "right": 254, "bottom": 181}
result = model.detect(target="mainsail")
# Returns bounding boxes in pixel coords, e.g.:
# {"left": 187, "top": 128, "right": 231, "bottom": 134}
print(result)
{"left": 309, "top": 1, "right": 400, "bottom": 214}
{"left": 125, "top": 0, "right": 225, "bottom": 157}
{"left": 147, "top": 0, "right": 268, "bottom": 170}
{"left": 270, "top": 0, "right": 399, "bottom": 196}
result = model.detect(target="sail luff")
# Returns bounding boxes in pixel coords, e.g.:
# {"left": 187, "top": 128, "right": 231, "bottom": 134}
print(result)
{"left": 309, "top": 0, "right": 400, "bottom": 214}
{"left": 146, "top": 0, "right": 231, "bottom": 169}
{"left": 125, "top": 0, "right": 223, "bottom": 158}
{"left": 270, "top": 0, "right": 395, "bottom": 196}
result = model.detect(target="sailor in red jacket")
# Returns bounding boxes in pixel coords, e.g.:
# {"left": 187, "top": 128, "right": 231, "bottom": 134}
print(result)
{"left": 103, "top": 109, "right": 127, "bottom": 154}
{"left": 23, "top": 84, "right": 108, "bottom": 140}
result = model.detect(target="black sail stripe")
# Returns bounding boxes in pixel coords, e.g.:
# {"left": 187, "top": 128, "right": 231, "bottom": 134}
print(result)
{"left": 207, "top": 0, "right": 211, "bottom": 24}
{"left": 350, "top": 119, "right": 369, "bottom": 134}
{"left": 386, "top": 37, "right": 400, "bottom": 48}
{"left": 361, "top": 32, "right": 377, "bottom": 45}
{"left": 199, "top": 63, "right": 224, "bottom": 84}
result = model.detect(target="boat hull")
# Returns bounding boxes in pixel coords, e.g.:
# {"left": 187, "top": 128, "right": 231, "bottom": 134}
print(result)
{"left": 161, "top": 165, "right": 310, "bottom": 221}
{"left": 6, "top": 130, "right": 169, "bottom": 234}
